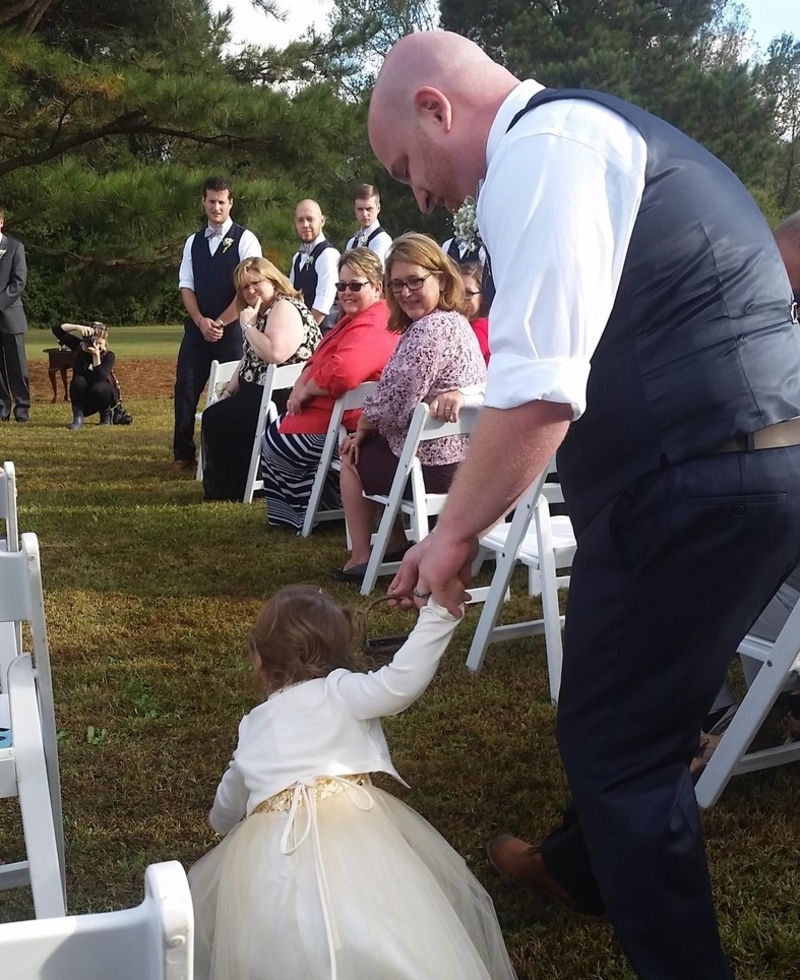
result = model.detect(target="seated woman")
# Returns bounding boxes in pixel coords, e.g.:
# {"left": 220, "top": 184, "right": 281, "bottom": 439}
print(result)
{"left": 52, "top": 321, "right": 117, "bottom": 429}
{"left": 261, "top": 248, "right": 398, "bottom": 530}
{"left": 335, "top": 233, "right": 487, "bottom": 582}
{"left": 201, "top": 258, "right": 320, "bottom": 502}
{"left": 459, "top": 260, "right": 490, "bottom": 364}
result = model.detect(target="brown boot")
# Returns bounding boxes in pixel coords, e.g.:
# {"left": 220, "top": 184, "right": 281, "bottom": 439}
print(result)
{"left": 486, "top": 835, "right": 593, "bottom": 914}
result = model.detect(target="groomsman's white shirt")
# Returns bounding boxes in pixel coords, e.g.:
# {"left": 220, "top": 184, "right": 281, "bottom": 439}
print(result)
{"left": 178, "top": 217, "right": 261, "bottom": 291}
{"left": 441, "top": 237, "right": 486, "bottom": 265}
{"left": 345, "top": 220, "right": 392, "bottom": 263}
{"left": 289, "top": 232, "right": 340, "bottom": 316}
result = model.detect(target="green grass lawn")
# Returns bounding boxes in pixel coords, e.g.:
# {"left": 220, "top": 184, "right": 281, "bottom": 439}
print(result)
{"left": 1, "top": 373, "right": 799, "bottom": 978}
{"left": 26, "top": 325, "right": 185, "bottom": 361}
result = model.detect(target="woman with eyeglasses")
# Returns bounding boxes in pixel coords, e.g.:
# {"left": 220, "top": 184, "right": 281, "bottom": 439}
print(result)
{"left": 261, "top": 248, "right": 398, "bottom": 530}
{"left": 200, "top": 257, "right": 320, "bottom": 502}
{"left": 334, "top": 233, "right": 487, "bottom": 583}
{"left": 460, "top": 260, "right": 491, "bottom": 365}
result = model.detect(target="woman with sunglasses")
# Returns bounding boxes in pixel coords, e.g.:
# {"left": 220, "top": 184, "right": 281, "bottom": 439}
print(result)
{"left": 201, "top": 257, "right": 320, "bottom": 501}
{"left": 261, "top": 248, "right": 398, "bottom": 530}
{"left": 334, "top": 233, "right": 486, "bottom": 582}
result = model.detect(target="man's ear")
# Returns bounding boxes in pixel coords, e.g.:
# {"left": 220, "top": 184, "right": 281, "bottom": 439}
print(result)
{"left": 413, "top": 86, "right": 453, "bottom": 131}
{"left": 320, "top": 214, "right": 326, "bottom": 229}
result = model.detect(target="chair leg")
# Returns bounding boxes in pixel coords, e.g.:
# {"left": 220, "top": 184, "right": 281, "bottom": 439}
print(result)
{"left": 465, "top": 548, "right": 519, "bottom": 672}
{"left": 7, "top": 657, "right": 66, "bottom": 917}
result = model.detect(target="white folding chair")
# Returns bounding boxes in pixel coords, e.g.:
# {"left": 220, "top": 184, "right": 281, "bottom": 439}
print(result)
{"left": 0, "top": 861, "right": 193, "bottom": 980}
{"left": 243, "top": 361, "right": 306, "bottom": 503}
{"left": 464, "top": 467, "right": 577, "bottom": 704}
{"left": 359, "top": 402, "right": 482, "bottom": 596}
{"left": 301, "top": 381, "right": 379, "bottom": 538}
{"left": 195, "top": 358, "right": 241, "bottom": 481}
{"left": 0, "top": 533, "right": 66, "bottom": 918}
{"left": 695, "top": 599, "right": 800, "bottom": 807}
{"left": 1, "top": 460, "right": 19, "bottom": 551}
{"left": 0, "top": 460, "right": 22, "bottom": 658}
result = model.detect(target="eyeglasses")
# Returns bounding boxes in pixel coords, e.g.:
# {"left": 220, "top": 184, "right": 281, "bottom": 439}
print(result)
{"left": 335, "top": 281, "right": 371, "bottom": 292}
{"left": 388, "top": 273, "right": 436, "bottom": 294}
{"left": 464, "top": 289, "right": 482, "bottom": 297}
{"left": 242, "top": 279, "right": 266, "bottom": 291}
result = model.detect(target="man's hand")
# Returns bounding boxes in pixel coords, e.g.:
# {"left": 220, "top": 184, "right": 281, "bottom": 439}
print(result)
{"left": 388, "top": 532, "right": 478, "bottom": 617}
{"left": 198, "top": 316, "right": 224, "bottom": 342}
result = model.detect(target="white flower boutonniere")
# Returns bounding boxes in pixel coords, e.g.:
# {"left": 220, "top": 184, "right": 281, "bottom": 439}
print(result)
{"left": 303, "top": 254, "right": 315, "bottom": 269}
{"left": 357, "top": 234, "right": 368, "bottom": 248}
{"left": 221, "top": 237, "right": 234, "bottom": 254}
{"left": 452, "top": 196, "right": 481, "bottom": 253}
{"left": 0, "top": 249, "right": 7, "bottom": 259}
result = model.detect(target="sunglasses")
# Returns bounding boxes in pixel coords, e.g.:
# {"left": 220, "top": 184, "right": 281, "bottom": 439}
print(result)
{"left": 335, "top": 280, "right": 371, "bottom": 292}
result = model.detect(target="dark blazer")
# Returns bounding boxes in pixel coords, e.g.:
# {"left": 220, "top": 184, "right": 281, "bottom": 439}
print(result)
{"left": 0, "top": 235, "right": 28, "bottom": 335}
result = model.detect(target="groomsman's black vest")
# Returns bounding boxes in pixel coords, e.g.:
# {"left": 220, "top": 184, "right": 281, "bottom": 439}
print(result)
{"left": 292, "top": 240, "right": 336, "bottom": 311}
{"left": 188, "top": 223, "right": 245, "bottom": 326}
{"left": 506, "top": 89, "right": 800, "bottom": 534}
{"left": 348, "top": 226, "right": 387, "bottom": 250}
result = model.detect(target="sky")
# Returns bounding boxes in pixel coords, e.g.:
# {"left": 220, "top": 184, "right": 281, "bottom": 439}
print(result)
{"left": 210, "top": 0, "right": 797, "bottom": 54}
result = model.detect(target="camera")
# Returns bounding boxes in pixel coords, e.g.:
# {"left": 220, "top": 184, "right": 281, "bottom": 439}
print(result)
{"left": 83, "top": 337, "right": 97, "bottom": 349}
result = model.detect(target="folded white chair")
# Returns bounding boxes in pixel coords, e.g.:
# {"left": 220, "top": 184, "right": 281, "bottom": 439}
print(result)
{"left": 301, "top": 381, "right": 379, "bottom": 538}
{"left": 695, "top": 598, "right": 800, "bottom": 807}
{"left": 0, "top": 460, "right": 22, "bottom": 659}
{"left": 243, "top": 360, "right": 306, "bottom": 503}
{"left": 1, "top": 460, "right": 19, "bottom": 551}
{"left": 0, "top": 861, "right": 193, "bottom": 980}
{"left": 359, "top": 402, "right": 482, "bottom": 596}
{"left": 465, "top": 467, "right": 577, "bottom": 704}
{"left": 195, "top": 359, "right": 241, "bottom": 481}
{"left": 0, "top": 533, "right": 66, "bottom": 917}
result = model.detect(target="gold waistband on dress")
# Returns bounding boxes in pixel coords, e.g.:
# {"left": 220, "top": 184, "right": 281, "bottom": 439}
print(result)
{"left": 251, "top": 774, "right": 371, "bottom": 816}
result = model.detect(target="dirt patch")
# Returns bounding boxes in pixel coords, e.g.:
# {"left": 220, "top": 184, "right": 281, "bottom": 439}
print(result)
{"left": 29, "top": 358, "right": 176, "bottom": 403}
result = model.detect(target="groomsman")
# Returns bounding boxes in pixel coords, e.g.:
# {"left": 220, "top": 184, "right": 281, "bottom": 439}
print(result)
{"left": 344, "top": 184, "right": 392, "bottom": 263}
{"left": 0, "top": 206, "right": 30, "bottom": 423}
{"left": 289, "top": 199, "right": 340, "bottom": 331}
{"left": 441, "top": 235, "right": 485, "bottom": 266}
{"left": 173, "top": 176, "right": 261, "bottom": 469}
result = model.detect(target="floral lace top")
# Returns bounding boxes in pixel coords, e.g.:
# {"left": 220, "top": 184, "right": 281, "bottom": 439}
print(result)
{"left": 239, "top": 296, "right": 321, "bottom": 386}
{"left": 362, "top": 309, "right": 487, "bottom": 466}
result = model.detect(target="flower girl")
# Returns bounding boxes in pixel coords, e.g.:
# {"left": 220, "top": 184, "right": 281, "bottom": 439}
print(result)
{"left": 188, "top": 585, "right": 516, "bottom": 980}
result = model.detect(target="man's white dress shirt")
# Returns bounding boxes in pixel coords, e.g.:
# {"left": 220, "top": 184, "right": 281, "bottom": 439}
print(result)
{"left": 478, "top": 79, "right": 647, "bottom": 420}
{"left": 178, "top": 217, "right": 262, "bottom": 291}
{"left": 289, "top": 232, "right": 340, "bottom": 316}
{"left": 345, "top": 220, "right": 393, "bottom": 263}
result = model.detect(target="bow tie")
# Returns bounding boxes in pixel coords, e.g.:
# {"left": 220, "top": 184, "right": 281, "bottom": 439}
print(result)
{"left": 205, "top": 227, "right": 223, "bottom": 239}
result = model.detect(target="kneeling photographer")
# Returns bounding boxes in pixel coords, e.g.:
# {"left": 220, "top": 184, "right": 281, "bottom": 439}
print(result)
{"left": 52, "top": 321, "right": 118, "bottom": 429}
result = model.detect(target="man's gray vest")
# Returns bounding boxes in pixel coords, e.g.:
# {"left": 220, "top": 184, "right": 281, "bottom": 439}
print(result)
{"left": 508, "top": 89, "right": 800, "bottom": 534}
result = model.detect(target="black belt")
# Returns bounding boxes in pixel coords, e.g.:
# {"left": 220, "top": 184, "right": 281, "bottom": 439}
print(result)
{"left": 714, "top": 417, "right": 800, "bottom": 453}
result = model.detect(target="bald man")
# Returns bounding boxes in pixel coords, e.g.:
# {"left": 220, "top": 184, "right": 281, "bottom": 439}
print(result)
{"left": 288, "top": 199, "right": 340, "bottom": 331}
{"left": 370, "top": 31, "right": 800, "bottom": 980}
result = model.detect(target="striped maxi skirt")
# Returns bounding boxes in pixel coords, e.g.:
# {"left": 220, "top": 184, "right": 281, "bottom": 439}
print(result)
{"left": 261, "top": 415, "right": 341, "bottom": 531}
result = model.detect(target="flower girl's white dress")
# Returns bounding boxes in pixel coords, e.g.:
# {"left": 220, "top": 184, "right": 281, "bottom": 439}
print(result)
{"left": 188, "top": 600, "right": 517, "bottom": 980}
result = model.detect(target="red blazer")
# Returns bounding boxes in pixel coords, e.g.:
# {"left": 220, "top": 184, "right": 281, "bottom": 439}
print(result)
{"left": 279, "top": 300, "right": 398, "bottom": 435}
{"left": 470, "top": 317, "right": 490, "bottom": 365}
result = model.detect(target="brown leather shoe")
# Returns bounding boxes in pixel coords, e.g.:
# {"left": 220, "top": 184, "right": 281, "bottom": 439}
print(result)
{"left": 487, "top": 835, "right": 586, "bottom": 913}
{"left": 170, "top": 459, "right": 196, "bottom": 472}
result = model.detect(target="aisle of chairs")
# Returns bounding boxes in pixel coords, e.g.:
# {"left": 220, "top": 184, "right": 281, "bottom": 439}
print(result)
{"left": 0, "top": 460, "right": 194, "bottom": 979}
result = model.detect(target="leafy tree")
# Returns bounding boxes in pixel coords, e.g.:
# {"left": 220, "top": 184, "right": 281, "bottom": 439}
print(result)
{"left": 0, "top": 1, "right": 361, "bottom": 322}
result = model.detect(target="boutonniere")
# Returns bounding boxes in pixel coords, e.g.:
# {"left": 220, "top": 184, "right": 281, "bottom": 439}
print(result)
{"left": 452, "top": 195, "right": 481, "bottom": 253}
{"left": 357, "top": 234, "right": 368, "bottom": 247}
{"left": 221, "top": 237, "right": 234, "bottom": 254}
{"left": 303, "top": 253, "right": 315, "bottom": 269}
{"left": 0, "top": 250, "right": 6, "bottom": 259}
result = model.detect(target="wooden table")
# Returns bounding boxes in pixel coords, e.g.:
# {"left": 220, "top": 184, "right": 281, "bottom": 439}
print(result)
{"left": 42, "top": 348, "right": 75, "bottom": 403}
